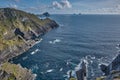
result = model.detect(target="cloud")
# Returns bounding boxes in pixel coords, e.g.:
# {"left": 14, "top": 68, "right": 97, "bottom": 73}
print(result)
{"left": 8, "top": 4, "right": 18, "bottom": 9}
{"left": 94, "top": 4, "right": 120, "bottom": 14}
{"left": 53, "top": 1, "right": 63, "bottom": 9}
{"left": 83, "top": 7, "right": 120, "bottom": 14}
{"left": 52, "top": 0, "right": 72, "bottom": 9}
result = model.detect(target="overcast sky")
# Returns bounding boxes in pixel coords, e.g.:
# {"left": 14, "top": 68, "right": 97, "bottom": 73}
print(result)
{"left": 0, "top": 0, "right": 120, "bottom": 14}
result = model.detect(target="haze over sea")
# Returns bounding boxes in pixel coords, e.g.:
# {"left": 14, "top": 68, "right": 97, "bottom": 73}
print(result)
{"left": 12, "top": 14, "right": 120, "bottom": 80}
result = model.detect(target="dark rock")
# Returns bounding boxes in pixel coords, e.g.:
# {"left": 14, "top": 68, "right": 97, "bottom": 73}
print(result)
{"left": 76, "top": 61, "right": 87, "bottom": 80}
{"left": 14, "top": 28, "right": 24, "bottom": 38}
{"left": 100, "top": 64, "right": 109, "bottom": 75}
{"left": 42, "top": 12, "right": 50, "bottom": 17}
{"left": 100, "top": 53, "right": 120, "bottom": 75}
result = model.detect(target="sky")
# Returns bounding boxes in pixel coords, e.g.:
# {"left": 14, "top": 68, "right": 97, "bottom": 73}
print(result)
{"left": 0, "top": 0, "right": 120, "bottom": 14}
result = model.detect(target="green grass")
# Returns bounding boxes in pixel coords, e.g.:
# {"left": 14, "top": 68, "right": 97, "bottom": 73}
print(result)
{"left": 0, "top": 8, "right": 55, "bottom": 51}
{"left": 0, "top": 62, "right": 30, "bottom": 80}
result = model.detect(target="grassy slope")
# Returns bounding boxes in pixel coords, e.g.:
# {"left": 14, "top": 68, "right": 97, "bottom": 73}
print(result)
{"left": 0, "top": 8, "right": 56, "bottom": 51}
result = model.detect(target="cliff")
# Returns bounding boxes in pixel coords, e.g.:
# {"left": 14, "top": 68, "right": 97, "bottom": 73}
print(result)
{"left": 0, "top": 8, "right": 58, "bottom": 80}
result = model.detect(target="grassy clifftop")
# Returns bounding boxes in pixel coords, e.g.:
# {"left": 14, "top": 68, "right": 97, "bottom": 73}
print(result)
{"left": 0, "top": 8, "right": 58, "bottom": 64}
{"left": 0, "top": 62, "right": 36, "bottom": 80}
{"left": 0, "top": 8, "right": 58, "bottom": 51}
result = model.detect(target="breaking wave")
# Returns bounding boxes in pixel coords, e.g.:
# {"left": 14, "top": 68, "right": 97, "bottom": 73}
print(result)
{"left": 31, "top": 49, "right": 41, "bottom": 55}
{"left": 49, "top": 39, "right": 61, "bottom": 44}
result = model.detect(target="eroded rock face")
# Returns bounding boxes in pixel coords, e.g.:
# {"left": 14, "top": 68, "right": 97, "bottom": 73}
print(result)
{"left": 0, "top": 8, "right": 58, "bottom": 80}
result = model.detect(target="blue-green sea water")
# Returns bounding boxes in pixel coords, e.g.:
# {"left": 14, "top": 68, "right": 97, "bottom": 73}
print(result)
{"left": 12, "top": 15, "right": 120, "bottom": 80}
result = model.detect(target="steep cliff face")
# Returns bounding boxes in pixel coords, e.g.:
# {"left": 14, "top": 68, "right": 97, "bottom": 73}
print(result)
{"left": 0, "top": 8, "right": 58, "bottom": 63}
{"left": 0, "top": 8, "right": 58, "bottom": 80}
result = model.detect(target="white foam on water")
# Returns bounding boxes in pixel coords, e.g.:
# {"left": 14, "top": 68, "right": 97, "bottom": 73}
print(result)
{"left": 59, "top": 68, "right": 63, "bottom": 71}
{"left": 46, "top": 69, "right": 54, "bottom": 73}
{"left": 35, "top": 38, "right": 43, "bottom": 44}
{"left": 91, "top": 56, "right": 96, "bottom": 60}
{"left": 86, "top": 55, "right": 96, "bottom": 60}
{"left": 66, "top": 70, "right": 76, "bottom": 79}
{"left": 40, "top": 72, "right": 44, "bottom": 74}
{"left": 66, "top": 59, "right": 75, "bottom": 66}
{"left": 116, "top": 46, "right": 119, "bottom": 49}
{"left": 65, "top": 58, "right": 88, "bottom": 79}
{"left": 66, "top": 60, "right": 70, "bottom": 65}
{"left": 31, "top": 49, "right": 41, "bottom": 55}
{"left": 69, "top": 62, "right": 77, "bottom": 66}
{"left": 74, "top": 62, "right": 82, "bottom": 71}
{"left": 60, "top": 24, "right": 64, "bottom": 27}
{"left": 98, "top": 57, "right": 109, "bottom": 65}
{"left": 66, "top": 70, "right": 71, "bottom": 78}
{"left": 117, "top": 44, "right": 120, "bottom": 47}
{"left": 63, "top": 74, "right": 67, "bottom": 77}
{"left": 33, "top": 74, "right": 37, "bottom": 78}
{"left": 22, "top": 56, "right": 28, "bottom": 60}
{"left": 49, "top": 39, "right": 61, "bottom": 44}
{"left": 31, "top": 64, "right": 39, "bottom": 72}
{"left": 116, "top": 43, "right": 120, "bottom": 49}
{"left": 31, "top": 51, "right": 36, "bottom": 55}
{"left": 65, "top": 55, "right": 103, "bottom": 79}
{"left": 54, "top": 39, "right": 61, "bottom": 42}
{"left": 71, "top": 70, "right": 76, "bottom": 78}
{"left": 49, "top": 41, "right": 53, "bottom": 44}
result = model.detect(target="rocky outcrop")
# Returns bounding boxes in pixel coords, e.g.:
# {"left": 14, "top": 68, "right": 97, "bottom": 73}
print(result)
{"left": 0, "top": 8, "right": 58, "bottom": 80}
{"left": 98, "top": 53, "right": 120, "bottom": 80}
{"left": 68, "top": 61, "right": 87, "bottom": 80}
{"left": 0, "top": 8, "right": 58, "bottom": 63}
{"left": 0, "top": 62, "right": 36, "bottom": 80}
{"left": 100, "top": 54, "right": 120, "bottom": 76}
{"left": 76, "top": 61, "right": 87, "bottom": 80}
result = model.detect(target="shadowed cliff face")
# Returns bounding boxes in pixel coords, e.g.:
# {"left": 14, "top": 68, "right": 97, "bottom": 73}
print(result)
{"left": 0, "top": 8, "right": 58, "bottom": 80}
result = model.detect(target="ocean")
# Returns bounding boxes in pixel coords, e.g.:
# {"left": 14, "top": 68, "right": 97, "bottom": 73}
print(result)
{"left": 12, "top": 14, "right": 120, "bottom": 80}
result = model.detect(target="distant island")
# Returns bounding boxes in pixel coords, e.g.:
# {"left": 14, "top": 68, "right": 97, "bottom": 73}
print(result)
{"left": 36, "top": 12, "right": 50, "bottom": 18}
{"left": 0, "top": 8, "right": 58, "bottom": 80}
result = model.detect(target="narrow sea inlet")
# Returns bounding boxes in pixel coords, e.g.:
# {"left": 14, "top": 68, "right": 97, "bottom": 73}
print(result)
{"left": 12, "top": 15, "right": 120, "bottom": 80}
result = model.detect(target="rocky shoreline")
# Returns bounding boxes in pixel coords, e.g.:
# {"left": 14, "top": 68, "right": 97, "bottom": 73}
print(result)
{"left": 0, "top": 8, "right": 58, "bottom": 80}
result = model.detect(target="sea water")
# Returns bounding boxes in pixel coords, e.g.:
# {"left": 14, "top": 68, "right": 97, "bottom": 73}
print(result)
{"left": 12, "top": 14, "right": 120, "bottom": 80}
